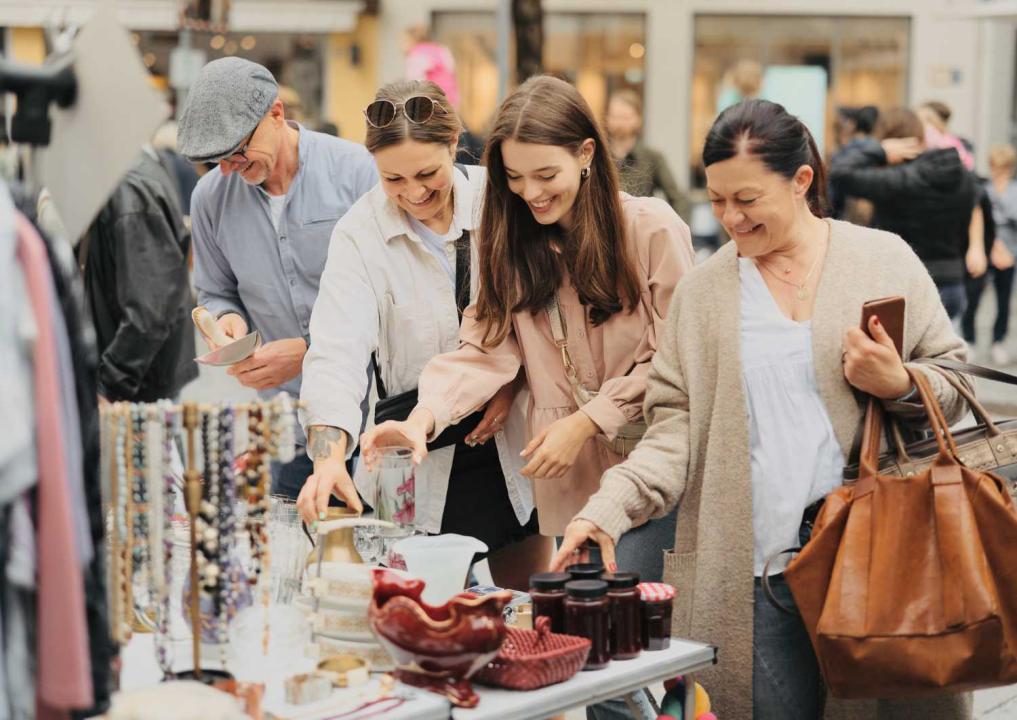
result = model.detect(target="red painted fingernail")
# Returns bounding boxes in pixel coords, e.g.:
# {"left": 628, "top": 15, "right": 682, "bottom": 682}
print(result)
{"left": 874, "top": 316, "right": 881, "bottom": 326}
{"left": 608, "top": 562, "right": 617, "bottom": 572}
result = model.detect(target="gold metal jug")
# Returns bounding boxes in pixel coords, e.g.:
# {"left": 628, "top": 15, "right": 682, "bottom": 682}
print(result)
{"left": 305, "top": 506, "right": 363, "bottom": 566}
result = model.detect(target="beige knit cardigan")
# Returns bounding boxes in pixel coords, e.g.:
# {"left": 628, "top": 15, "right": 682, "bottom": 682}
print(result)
{"left": 577, "top": 219, "right": 974, "bottom": 720}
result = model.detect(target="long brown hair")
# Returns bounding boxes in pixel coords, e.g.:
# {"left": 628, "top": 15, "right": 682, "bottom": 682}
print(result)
{"left": 364, "top": 80, "right": 460, "bottom": 153}
{"left": 474, "top": 75, "right": 640, "bottom": 347}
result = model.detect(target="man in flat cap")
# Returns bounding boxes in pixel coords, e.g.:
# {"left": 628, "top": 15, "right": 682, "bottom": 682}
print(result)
{"left": 179, "top": 57, "right": 376, "bottom": 499}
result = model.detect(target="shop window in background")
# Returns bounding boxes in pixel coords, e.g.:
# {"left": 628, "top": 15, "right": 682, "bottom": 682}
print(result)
{"left": 432, "top": 11, "right": 646, "bottom": 137}
{"left": 690, "top": 14, "right": 910, "bottom": 188}
{"left": 135, "top": 31, "right": 326, "bottom": 124}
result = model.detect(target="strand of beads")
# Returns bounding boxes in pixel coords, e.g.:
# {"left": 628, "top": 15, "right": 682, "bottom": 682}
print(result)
{"left": 154, "top": 400, "right": 177, "bottom": 677}
{"left": 271, "top": 392, "right": 296, "bottom": 463}
{"left": 244, "top": 406, "right": 269, "bottom": 586}
{"left": 130, "top": 404, "right": 152, "bottom": 630}
{"left": 197, "top": 407, "right": 221, "bottom": 599}
{"left": 216, "top": 406, "right": 237, "bottom": 668}
{"left": 117, "top": 404, "right": 134, "bottom": 643}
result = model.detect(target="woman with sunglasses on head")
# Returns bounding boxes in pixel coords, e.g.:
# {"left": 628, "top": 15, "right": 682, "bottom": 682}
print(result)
{"left": 361, "top": 75, "right": 694, "bottom": 588}
{"left": 298, "top": 80, "right": 548, "bottom": 589}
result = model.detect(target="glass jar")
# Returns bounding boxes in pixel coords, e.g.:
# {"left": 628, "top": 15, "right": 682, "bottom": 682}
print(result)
{"left": 603, "top": 572, "right": 641, "bottom": 660}
{"left": 529, "top": 572, "right": 571, "bottom": 634}
{"left": 638, "top": 582, "right": 675, "bottom": 651}
{"left": 565, "top": 562, "right": 604, "bottom": 581}
{"left": 564, "top": 580, "right": 611, "bottom": 670}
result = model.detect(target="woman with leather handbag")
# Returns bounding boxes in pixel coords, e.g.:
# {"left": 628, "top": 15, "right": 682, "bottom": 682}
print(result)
{"left": 552, "top": 99, "right": 975, "bottom": 720}
{"left": 360, "top": 74, "right": 695, "bottom": 590}
{"left": 297, "top": 80, "right": 547, "bottom": 590}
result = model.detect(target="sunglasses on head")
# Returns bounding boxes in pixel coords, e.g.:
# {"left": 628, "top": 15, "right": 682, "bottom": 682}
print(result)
{"left": 363, "top": 96, "right": 446, "bottom": 129}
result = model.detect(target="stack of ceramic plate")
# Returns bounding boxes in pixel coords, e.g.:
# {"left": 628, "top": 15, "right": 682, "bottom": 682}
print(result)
{"left": 296, "top": 562, "right": 398, "bottom": 671}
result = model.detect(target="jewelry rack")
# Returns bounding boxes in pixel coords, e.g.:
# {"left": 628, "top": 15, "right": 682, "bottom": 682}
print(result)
{"left": 101, "top": 395, "right": 300, "bottom": 683}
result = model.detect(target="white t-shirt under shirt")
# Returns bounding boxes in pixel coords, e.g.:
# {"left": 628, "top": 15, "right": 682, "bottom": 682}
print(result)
{"left": 268, "top": 194, "right": 286, "bottom": 233}
{"left": 405, "top": 211, "right": 462, "bottom": 285}
{"left": 738, "top": 257, "right": 844, "bottom": 576}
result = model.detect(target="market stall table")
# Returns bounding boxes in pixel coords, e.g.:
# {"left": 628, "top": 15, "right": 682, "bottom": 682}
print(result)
{"left": 115, "top": 633, "right": 451, "bottom": 720}
{"left": 457, "top": 638, "right": 717, "bottom": 720}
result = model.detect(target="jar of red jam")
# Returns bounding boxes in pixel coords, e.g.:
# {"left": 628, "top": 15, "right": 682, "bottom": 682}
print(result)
{"left": 565, "top": 563, "right": 604, "bottom": 581}
{"left": 564, "top": 580, "right": 611, "bottom": 670}
{"left": 529, "top": 572, "right": 570, "bottom": 634}
{"left": 638, "top": 582, "right": 675, "bottom": 651}
{"left": 603, "top": 572, "right": 641, "bottom": 660}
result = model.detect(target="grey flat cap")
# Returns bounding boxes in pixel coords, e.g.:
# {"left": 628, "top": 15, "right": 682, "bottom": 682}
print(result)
{"left": 177, "top": 57, "right": 278, "bottom": 162}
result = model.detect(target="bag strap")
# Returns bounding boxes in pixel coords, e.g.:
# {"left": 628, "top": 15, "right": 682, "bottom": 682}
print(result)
{"left": 915, "top": 357, "right": 1017, "bottom": 386}
{"left": 373, "top": 163, "right": 473, "bottom": 401}
{"left": 546, "top": 292, "right": 583, "bottom": 386}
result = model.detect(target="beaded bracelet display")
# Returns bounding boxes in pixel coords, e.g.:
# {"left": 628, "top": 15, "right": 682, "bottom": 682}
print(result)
{"left": 216, "top": 406, "right": 238, "bottom": 666}
{"left": 131, "top": 404, "right": 151, "bottom": 607}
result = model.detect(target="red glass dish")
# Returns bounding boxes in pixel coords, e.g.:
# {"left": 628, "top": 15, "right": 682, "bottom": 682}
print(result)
{"left": 368, "top": 568, "right": 511, "bottom": 708}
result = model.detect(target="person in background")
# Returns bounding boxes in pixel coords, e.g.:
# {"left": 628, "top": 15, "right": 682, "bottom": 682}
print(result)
{"left": 828, "top": 107, "right": 980, "bottom": 321}
{"left": 717, "top": 58, "right": 763, "bottom": 113}
{"left": 151, "top": 120, "right": 200, "bottom": 223}
{"left": 81, "top": 148, "right": 197, "bottom": 403}
{"left": 605, "top": 89, "right": 689, "bottom": 221}
{"left": 827, "top": 105, "right": 878, "bottom": 223}
{"left": 919, "top": 100, "right": 975, "bottom": 171}
{"left": 177, "top": 57, "right": 377, "bottom": 498}
{"left": 402, "top": 22, "right": 484, "bottom": 164}
{"left": 554, "top": 98, "right": 972, "bottom": 720}
{"left": 965, "top": 144, "right": 1017, "bottom": 365}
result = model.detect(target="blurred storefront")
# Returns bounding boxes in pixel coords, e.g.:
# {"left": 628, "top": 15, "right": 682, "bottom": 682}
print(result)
{"left": 1, "top": 0, "right": 1014, "bottom": 186}
{"left": 377, "top": 0, "right": 1015, "bottom": 193}
{"left": 0, "top": 0, "right": 377, "bottom": 143}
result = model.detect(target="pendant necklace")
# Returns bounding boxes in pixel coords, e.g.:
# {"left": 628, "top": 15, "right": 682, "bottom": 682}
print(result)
{"left": 757, "top": 233, "right": 826, "bottom": 301}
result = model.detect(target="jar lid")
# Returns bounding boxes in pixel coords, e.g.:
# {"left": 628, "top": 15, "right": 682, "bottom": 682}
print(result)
{"left": 565, "top": 562, "right": 604, "bottom": 580}
{"left": 638, "top": 582, "right": 676, "bottom": 602}
{"left": 529, "top": 572, "right": 571, "bottom": 591}
{"left": 566, "top": 579, "right": 608, "bottom": 599}
{"left": 602, "top": 572, "right": 640, "bottom": 589}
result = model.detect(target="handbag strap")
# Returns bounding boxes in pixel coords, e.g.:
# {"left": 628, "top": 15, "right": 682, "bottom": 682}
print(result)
{"left": 372, "top": 163, "right": 473, "bottom": 401}
{"left": 546, "top": 292, "right": 583, "bottom": 388}
{"left": 845, "top": 356, "right": 1016, "bottom": 470}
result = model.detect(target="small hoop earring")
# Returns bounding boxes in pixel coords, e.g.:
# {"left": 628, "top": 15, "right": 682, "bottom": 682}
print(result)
{"left": 580, "top": 166, "right": 591, "bottom": 180}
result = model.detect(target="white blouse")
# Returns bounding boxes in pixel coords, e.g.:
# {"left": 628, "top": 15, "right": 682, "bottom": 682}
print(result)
{"left": 738, "top": 258, "right": 845, "bottom": 576}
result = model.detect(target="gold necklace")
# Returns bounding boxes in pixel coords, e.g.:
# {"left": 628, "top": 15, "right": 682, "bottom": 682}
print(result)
{"left": 756, "top": 233, "right": 826, "bottom": 301}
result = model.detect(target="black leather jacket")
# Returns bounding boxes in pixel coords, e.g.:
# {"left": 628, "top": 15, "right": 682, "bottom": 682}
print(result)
{"left": 80, "top": 150, "right": 197, "bottom": 401}
{"left": 829, "top": 139, "right": 978, "bottom": 285}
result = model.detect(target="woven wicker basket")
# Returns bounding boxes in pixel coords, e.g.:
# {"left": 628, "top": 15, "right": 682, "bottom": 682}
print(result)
{"left": 474, "top": 616, "right": 591, "bottom": 690}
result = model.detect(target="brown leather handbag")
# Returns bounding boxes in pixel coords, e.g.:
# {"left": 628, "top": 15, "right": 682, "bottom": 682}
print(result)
{"left": 782, "top": 367, "right": 1017, "bottom": 699}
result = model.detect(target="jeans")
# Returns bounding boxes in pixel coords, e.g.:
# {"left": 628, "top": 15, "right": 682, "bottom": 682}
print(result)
{"left": 937, "top": 281, "right": 967, "bottom": 322}
{"left": 753, "top": 576, "right": 825, "bottom": 720}
{"left": 584, "top": 507, "right": 679, "bottom": 720}
{"left": 962, "top": 266, "right": 1015, "bottom": 344}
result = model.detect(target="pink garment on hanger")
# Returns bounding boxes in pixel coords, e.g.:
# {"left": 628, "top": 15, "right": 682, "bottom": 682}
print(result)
{"left": 15, "top": 213, "right": 93, "bottom": 720}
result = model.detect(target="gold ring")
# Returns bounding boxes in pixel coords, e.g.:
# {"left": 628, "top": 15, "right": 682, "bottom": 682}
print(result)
{"left": 316, "top": 654, "right": 370, "bottom": 688}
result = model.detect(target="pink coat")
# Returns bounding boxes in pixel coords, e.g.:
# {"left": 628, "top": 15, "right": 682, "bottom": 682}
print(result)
{"left": 417, "top": 194, "right": 694, "bottom": 534}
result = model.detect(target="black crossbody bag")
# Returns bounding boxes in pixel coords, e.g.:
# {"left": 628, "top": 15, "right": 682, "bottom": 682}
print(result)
{"left": 371, "top": 176, "right": 485, "bottom": 450}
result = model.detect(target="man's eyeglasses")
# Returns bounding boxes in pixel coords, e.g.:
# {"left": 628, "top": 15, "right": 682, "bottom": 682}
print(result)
{"left": 220, "top": 121, "right": 261, "bottom": 165}
{"left": 363, "top": 96, "right": 446, "bottom": 129}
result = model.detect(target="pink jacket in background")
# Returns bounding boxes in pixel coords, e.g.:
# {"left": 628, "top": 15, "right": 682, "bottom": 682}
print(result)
{"left": 406, "top": 42, "right": 460, "bottom": 108}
